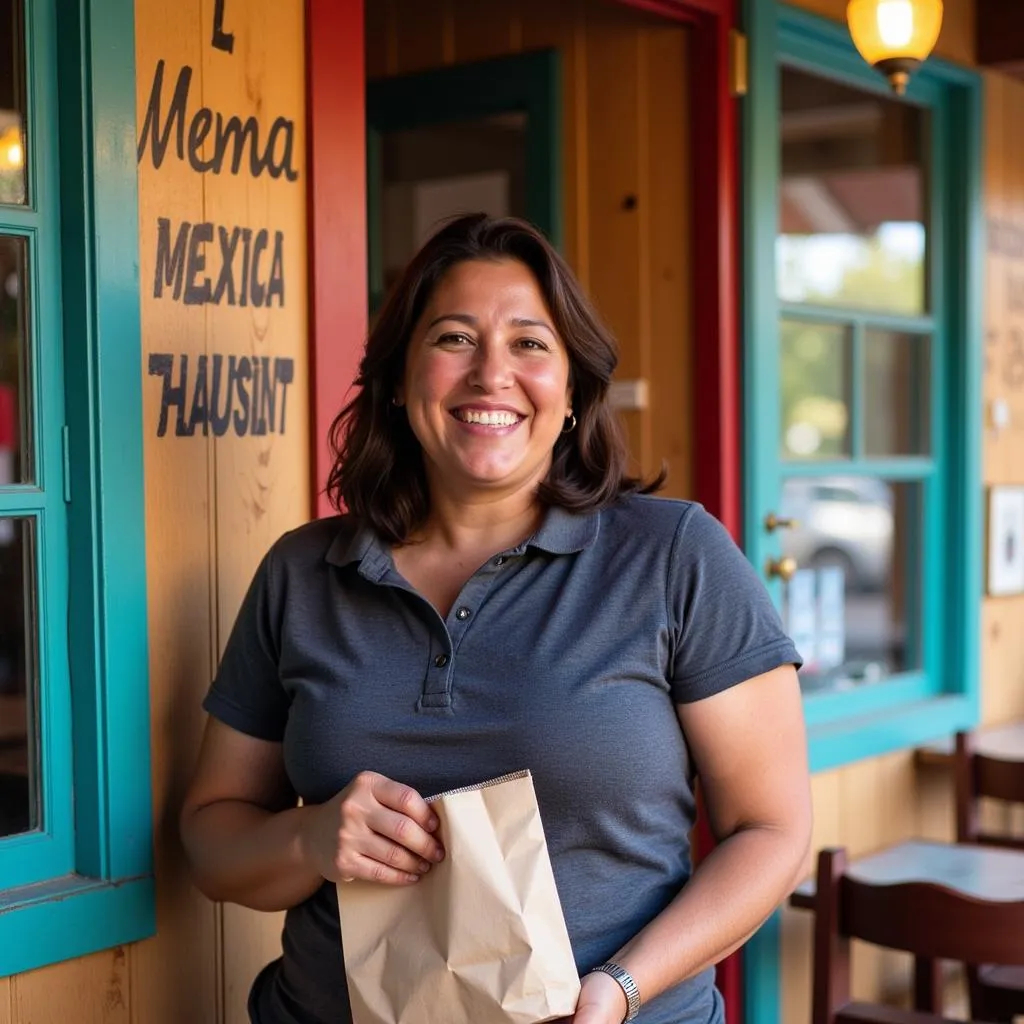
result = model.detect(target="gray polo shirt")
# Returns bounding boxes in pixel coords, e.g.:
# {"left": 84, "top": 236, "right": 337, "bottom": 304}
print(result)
{"left": 204, "top": 494, "right": 801, "bottom": 1024}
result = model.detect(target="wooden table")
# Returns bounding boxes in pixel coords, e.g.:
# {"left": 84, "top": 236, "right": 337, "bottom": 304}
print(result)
{"left": 916, "top": 721, "right": 1024, "bottom": 769}
{"left": 790, "top": 839, "right": 1024, "bottom": 910}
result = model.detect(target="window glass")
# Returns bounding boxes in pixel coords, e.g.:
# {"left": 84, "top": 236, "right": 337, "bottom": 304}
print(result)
{"left": 0, "top": 1, "right": 26, "bottom": 206}
{"left": 0, "top": 516, "right": 37, "bottom": 837}
{"left": 781, "top": 478, "right": 920, "bottom": 694}
{"left": 0, "top": 235, "right": 29, "bottom": 483}
{"left": 777, "top": 65, "right": 928, "bottom": 316}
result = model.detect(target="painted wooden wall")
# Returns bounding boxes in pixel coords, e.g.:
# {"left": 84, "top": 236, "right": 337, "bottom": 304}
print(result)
{"left": 0, "top": 0, "right": 311, "bottom": 1019}
{"left": 779, "top": 1, "right": 1024, "bottom": 1020}
{"left": 366, "top": 0, "right": 694, "bottom": 498}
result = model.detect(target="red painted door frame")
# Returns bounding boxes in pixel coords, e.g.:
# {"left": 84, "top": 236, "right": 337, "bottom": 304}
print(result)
{"left": 306, "top": 0, "right": 743, "bottom": 1017}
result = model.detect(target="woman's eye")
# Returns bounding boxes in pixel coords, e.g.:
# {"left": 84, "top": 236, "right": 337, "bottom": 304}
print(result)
{"left": 516, "top": 337, "right": 548, "bottom": 351}
{"left": 438, "top": 332, "right": 473, "bottom": 346}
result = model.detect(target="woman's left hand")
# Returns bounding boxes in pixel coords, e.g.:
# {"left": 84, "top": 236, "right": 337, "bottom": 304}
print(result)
{"left": 564, "top": 969, "right": 629, "bottom": 1024}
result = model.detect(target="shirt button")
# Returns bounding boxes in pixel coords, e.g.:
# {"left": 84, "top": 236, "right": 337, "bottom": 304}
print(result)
{"left": 494, "top": 556, "right": 506, "bottom": 566}
{"left": 456, "top": 607, "right": 471, "bottom": 621}
{"left": 434, "top": 654, "right": 449, "bottom": 668}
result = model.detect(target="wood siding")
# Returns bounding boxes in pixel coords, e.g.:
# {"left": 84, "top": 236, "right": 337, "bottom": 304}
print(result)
{"left": 367, "top": 0, "right": 694, "bottom": 497}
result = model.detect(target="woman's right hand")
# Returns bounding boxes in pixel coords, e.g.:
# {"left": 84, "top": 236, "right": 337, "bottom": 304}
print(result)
{"left": 300, "top": 771, "right": 445, "bottom": 886}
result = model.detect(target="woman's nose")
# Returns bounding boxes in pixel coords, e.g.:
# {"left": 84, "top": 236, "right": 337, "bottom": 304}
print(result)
{"left": 468, "top": 342, "right": 513, "bottom": 391}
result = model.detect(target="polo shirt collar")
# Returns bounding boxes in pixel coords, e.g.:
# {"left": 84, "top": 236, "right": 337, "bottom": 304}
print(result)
{"left": 326, "top": 503, "right": 601, "bottom": 574}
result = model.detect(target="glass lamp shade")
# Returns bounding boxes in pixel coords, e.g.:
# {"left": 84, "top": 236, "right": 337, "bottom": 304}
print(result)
{"left": 847, "top": 0, "right": 943, "bottom": 93}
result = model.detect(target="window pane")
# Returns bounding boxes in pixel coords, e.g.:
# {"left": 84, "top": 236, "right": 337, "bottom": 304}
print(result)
{"left": 0, "top": 234, "right": 29, "bottom": 483}
{"left": 0, "top": 0, "right": 26, "bottom": 205}
{"left": 376, "top": 114, "right": 527, "bottom": 296}
{"left": 864, "top": 330, "right": 931, "bottom": 456}
{"left": 0, "top": 517, "right": 38, "bottom": 837}
{"left": 777, "top": 65, "right": 927, "bottom": 316}
{"left": 780, "top": 319, "right": 851, "bottom": 460}
{"left": 780, "top": 478, "right": 921, "bottom": 695}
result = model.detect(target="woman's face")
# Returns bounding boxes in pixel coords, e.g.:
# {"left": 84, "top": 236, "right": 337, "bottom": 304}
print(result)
{"left": 399, "top": 258, "right": 573, "bottom": 504}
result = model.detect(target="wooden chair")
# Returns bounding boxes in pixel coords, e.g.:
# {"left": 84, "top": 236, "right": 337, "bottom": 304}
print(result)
{"left": 811, "top": 846, "right": 1024, "bottom": 1024}
{"left": 953, "top": 730, "right": 1024, "bottom": 1022}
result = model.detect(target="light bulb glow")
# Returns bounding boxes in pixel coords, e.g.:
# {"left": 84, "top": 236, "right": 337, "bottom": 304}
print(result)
{"left": 6, "top": 142, "right": 22, "bottom": 167}
{"left": 876, "top": 0, "right": 914, "bottom": 47}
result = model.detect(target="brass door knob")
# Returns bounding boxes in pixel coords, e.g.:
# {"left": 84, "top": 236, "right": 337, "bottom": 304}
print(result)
{"left": 765, "top": 555, "right": 798, "bottom": 582}
{"left": 764, "top": 512, "right": 799, "bottom": 533}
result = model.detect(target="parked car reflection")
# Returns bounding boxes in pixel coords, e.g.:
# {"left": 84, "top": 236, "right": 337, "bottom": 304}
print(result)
{"left": 780, "top": 476, "right": 893, "bottom": 592}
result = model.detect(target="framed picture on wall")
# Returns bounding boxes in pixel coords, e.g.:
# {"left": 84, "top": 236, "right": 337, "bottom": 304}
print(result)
{"left": 987, "top": 486, "right": 1024, "bottom": 597}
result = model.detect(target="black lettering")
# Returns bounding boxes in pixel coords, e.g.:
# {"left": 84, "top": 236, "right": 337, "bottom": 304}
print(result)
{"left": 184, "top": 222, "right": 214, "bottom": 305}
{"left": 251, "top": 358, "right": 266, "bottom": 435}
{"left": 209, "top": 355, "right": 233, "bottom": 436}
{"left": 232, "top": 356, "right": 252, "bottom": 435}
{"left": 267, "top": 118, "right": 299, "bottom": 182}
{"left": 256, "top": 356, "right": 276, "bottom": 434}
{"left": 137, "top": 61, "right": 192, "bottom": 169}
{"left": 267, "top": 232, "right": 285, "bottom": 307}
{"left": 188, "top": 355, "right": 210, "bottom": 435}
{"left": 250, "top": 229, "right": 269, "bottom": 307}
{"left": 188, "top": 108, "right": 214, "bottom": 172}
{"left": 239, "top": 228, "right": 252, "bottom": 307}
{"left": 215, "top": 115, "right": 262, "bottom": 177}
{"left": 212, "top": 0, "right": 235, "bottom": 53}
{"left": 274, "top": 357, "right": 294, "bottom": 433}
{"left": 212, "top": 226, "right": 242, "bottom": 305}
{"left": 154, "top": 217, "right": 190, "bottom": 300}
{"left": 148, "top": 353, "right": 192, "bottom": 437}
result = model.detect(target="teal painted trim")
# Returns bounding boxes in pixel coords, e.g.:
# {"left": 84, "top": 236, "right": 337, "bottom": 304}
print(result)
{"left": 780, "top": 457, "right": 935, "bottom": 480}
{"left": 0, "top": 0, "right": 156, "bottom": 977}
{"left": 0, "top": 875, "right": 154, "bottom": 977}
{"left": 0, "top": 206, "right": 44, "bottom": 230}
{"left": 366, "top": 50, "right": 562, "bottom": 244}
{"left": 744, "top": 911, "right": 782, "bottom": 1024}
{"left": 809, "top": 696, "right": 976, "bottom": 772}
{"left": 56, "top": 0, "right": 154, "bottom": 883}
{"left": 850, "top": 320, "right": 864, "bottom": 459}
{"left": 778, "top": 303, "right": 935, "bottom": 334}
{"left": 802, "top": 672, "right": 937, "bottom": 728}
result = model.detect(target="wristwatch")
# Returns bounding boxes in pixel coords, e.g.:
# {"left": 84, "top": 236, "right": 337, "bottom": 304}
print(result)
{"left": 589, "top": 961, "right": 642, "bottom": 1022}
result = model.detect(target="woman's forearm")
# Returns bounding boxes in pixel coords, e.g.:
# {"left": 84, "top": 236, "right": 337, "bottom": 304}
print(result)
{"left": 181, "top": 800, "right": 325, "bottom": 911}
{"left": 614, "top": 823, "right": 811, "bottom": 1006}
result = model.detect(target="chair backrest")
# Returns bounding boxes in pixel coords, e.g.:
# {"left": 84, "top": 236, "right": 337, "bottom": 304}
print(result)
{"left": 812, "top": 846, "right": 1024, "bottom": 1024}
{"left": 954, "top": 730, "right": 1024, "bottom": 849}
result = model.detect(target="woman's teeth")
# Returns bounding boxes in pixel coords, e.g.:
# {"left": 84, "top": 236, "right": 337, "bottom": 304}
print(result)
{"left": 455, "top": 410, "right": 521, "bottom": 426}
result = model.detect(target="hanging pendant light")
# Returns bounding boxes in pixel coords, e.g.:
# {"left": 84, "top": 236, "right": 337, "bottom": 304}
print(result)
{"left": 846, "top": 0, "right": 943, "bottom": 95}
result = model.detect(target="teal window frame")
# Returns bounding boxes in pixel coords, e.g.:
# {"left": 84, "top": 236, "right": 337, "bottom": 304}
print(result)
{"left": 0, "top": 0, "right": 154, "bottom": 977}
{"left": 366, "top": 50, "right": 562, "bottom": 310}
{"left": 740, "top": 7, "right": 983, "bottom": 1024}
{"left": 743, "top": 2, "right": 984, "bottom": 775}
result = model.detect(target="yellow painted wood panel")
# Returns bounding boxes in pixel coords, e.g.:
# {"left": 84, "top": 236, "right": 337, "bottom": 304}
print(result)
{"left": 130, "top": 0, "right": 222, "bottom": 1020}
{"left": 520, "top": 0, "right": 587, "bottom": 283}
{"left": 451, "top": 0, "right": 520, "bottom": 63}
{"left": 584, "top": 17, "right": 647, "bottom": 472}
{"left": 786, "top": 0, "right": 975, "bottom": 66}
{"left": 12, "top": 949, "right": 130, "bottom": 1024}
{"left": 643, "top": 23, "right": 691, "bottom": 496}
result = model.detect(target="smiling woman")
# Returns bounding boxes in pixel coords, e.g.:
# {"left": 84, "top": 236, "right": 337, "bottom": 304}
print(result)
{"left": 180, "top": 214, "right": 812, "bottom": 1024}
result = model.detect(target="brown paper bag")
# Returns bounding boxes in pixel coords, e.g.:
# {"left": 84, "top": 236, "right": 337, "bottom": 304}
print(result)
{"left": 336, "top": 770, "right": 581, "bottom": 1024}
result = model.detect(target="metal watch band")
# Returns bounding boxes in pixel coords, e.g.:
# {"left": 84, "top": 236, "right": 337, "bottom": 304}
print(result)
{"left": 589, "top": 961, "right": 642, "bottom": 1022}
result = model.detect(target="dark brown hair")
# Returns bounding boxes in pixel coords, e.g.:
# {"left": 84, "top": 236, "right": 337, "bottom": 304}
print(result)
{"left": 326, "top": 213, "right": 663, "bottom": 542}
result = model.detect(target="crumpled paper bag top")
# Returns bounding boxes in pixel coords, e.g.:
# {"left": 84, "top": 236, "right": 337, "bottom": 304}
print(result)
{"left": 337, "top": 770, "right": 581, "bottom": 1024}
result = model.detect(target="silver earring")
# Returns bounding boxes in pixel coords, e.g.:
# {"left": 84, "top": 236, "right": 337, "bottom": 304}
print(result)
{"left": 562, "top": 413, "right": 577, "bottom": 433}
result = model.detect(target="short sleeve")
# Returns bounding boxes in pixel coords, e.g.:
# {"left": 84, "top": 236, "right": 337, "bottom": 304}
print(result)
{"left": 668, "top": 505, "right": 802, "bottom": 703}
{"left": 202, "top": 547, "right": 291, "bottom": 741}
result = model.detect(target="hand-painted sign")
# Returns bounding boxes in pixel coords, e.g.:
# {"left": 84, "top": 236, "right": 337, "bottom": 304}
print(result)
{"left": 149, "top": 353, "right": 294, "bottom": 438}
